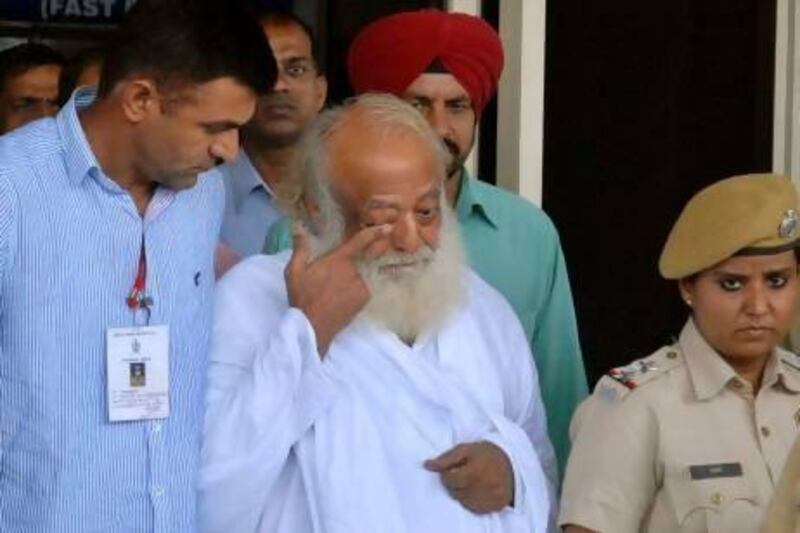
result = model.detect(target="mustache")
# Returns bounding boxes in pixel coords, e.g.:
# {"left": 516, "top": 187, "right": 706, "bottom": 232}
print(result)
{"left": 442, "top": 138, "right": 460, "bottom": 158}
{"left": 260, "top": 93, "right": 295, "bottom": 108}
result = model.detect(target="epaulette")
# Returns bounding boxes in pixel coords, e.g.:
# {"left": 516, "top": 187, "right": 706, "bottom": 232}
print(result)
{"left": 779, "top": 348, "right": 800, "bottom": 372}
{"left": 594, "top": 344, "right": 684, "bottom": 402}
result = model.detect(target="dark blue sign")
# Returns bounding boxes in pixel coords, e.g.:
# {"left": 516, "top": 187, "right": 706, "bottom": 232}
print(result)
{"left": 0, "top": 0, "right": 138, "bottom": 25}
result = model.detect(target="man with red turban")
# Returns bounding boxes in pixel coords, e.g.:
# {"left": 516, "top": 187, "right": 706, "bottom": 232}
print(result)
{"left": 347, "top": 8, "right": 586, "bottom": 494}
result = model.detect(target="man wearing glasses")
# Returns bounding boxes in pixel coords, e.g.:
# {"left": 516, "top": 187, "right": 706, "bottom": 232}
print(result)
{"left": 216, "top": 10, "right": 327, "bottom": 276}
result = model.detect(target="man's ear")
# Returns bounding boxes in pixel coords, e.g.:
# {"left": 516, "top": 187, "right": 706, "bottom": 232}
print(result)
{"left": 119, "top": 79, "right": 160, "bottom": 124}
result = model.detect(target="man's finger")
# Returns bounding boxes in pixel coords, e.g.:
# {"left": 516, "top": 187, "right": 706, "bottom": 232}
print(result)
{"left": 424, "top": 443, "right": 473, "bottom": 472}
{"left": 287, "top": 223, "right": 311, "bottom": 277}
{"left": 441, "top": 465, "right": 472, "bottom": 491}
{"left": 336, "top": 224, "right": 392, "bottom": 259}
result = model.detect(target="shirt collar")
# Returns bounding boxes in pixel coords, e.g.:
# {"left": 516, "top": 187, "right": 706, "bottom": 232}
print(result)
{"left": 681, "top": 318, "right": 799, "bottom": 399}
{"left": 768, "top": 350, "right": 800, "bottom": 393}
{"left": 56, "top": 87, "right": 101, "bottom": 186}
{"left": 454, "top": 168, "right": 498, "bottom": 229}
{"left": 230, "top": 151, "right": 273, "bottom": 212}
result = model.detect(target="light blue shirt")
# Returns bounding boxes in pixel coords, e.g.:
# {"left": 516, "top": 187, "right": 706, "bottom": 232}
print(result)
{"left": 0, "top": 89, "right": 224, "bottom": 531}
{"left": 219, "top": 152, "right": 283, "bottom": 257}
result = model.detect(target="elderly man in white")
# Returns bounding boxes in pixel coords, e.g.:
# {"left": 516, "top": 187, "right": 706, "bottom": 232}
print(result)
{"left": 199, "top": 94, "right": 556, "bottom": 533}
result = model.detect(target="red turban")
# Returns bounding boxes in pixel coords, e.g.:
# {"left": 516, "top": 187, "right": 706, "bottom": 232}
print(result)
{"left": 347, "top": 10, "right": 504, "bottom": 114}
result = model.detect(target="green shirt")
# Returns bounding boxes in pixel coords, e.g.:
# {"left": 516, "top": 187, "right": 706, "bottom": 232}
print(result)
{"left": 262, "top": 171, "right": 588, "bottom": 476}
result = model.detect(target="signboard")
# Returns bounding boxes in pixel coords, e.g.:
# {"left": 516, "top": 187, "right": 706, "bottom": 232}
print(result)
{"left": 0, "top": 0, "right": 138, "bottom": 25}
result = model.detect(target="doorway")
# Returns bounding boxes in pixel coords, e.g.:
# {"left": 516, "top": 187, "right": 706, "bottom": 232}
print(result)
{"left": 543, "top": 0, "right": 777, "bottom": 383}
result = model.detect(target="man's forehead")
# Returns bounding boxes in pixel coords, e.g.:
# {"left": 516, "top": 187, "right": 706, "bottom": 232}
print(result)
{"left": 4, "top": 65, "right": 60, "bottom": 96}
{"left": 167, "top": 77, "right": 256, "bottom": 122}
{"left": 361, "top": 185, "right": 441, "bottom": 208}
{"left": 263, "top": 21, "right": 312, "bottom": 57}
{"left": 403, "top": 72, "right": 470, "bottom": 101}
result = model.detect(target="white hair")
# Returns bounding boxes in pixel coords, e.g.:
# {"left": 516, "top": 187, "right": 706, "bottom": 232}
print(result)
{"left": 289, "top": 93, "right": 465, "bottom": 340}
{"left": 279, "top": 92, "right": 449, "bottom": 237}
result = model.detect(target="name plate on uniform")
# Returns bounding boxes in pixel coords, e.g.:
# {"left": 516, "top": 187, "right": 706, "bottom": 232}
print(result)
{"left": 689, "top": 462, "right": 743, "bottom": 480}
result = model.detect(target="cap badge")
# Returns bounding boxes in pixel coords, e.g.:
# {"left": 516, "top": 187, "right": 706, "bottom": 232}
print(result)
{"left": 779, "top": 209, "right": 798, "bottom": 239}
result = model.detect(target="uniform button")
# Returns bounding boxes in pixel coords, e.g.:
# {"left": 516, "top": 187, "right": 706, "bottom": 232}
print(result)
{"left": 761, "top": 426, "right": 771, "bottom": 438}
{"left": 710, "top": 492, "right": 723, "bottom": 506}
{"left": 666, "top": 351, "right": 678, "bottom": 359}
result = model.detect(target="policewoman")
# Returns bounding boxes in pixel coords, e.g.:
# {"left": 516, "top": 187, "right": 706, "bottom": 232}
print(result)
{"left": 560, "top": 174, "right": 800, "bottom": 533}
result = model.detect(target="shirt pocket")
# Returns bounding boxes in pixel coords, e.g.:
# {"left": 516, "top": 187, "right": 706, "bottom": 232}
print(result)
{"left": 665, "top": 474, "right": 760, "bottom": 533}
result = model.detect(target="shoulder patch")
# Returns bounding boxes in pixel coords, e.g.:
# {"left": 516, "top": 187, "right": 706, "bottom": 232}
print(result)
{"left": 594, "top": 345, "right": 684, "bottom": 401}
{"left": 779, "top": 348, "right": 800, "bottom": 372}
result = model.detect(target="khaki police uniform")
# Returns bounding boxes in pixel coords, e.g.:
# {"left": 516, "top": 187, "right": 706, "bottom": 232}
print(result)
{"left": 763, "top": 433, "right": 800, "bottom": 532}
{"left": 559, "top": 319, "right": 800, "bottom": 533}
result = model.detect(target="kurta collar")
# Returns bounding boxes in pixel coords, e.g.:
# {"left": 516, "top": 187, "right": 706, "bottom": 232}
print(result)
{"left": 454, "top": 168, "right": 498, "bottom": 229}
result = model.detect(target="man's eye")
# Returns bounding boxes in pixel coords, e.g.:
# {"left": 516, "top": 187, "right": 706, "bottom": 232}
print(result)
{"left": 408, "top": 100, "right": 427, "bottom": 111}
{"left": 416, "top": 207, "right": 439, "bottom": 221}
{"left": 12, "top": 100, "right": 37, "bottom": 111}
{"left": 719, "top": 278, "right": 743, "bottom": 291}
{"left": 767, "top": 274, "right": 788, "bottom": 288}
{"left": 448, "top": 101, "right": 472, "bottom": 113}
{"left": 286, "top": 65, "right": 309, "bottom": 77}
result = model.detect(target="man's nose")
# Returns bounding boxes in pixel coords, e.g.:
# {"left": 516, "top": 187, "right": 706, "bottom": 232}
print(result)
{"left": 427, "top": 103, "right": 451, "bottom": 139}
{"left": 273, "top": 69, "right": 291, "bottom": 92}
{"left": 391, "top": 213, "right": 421, "bottom": 254}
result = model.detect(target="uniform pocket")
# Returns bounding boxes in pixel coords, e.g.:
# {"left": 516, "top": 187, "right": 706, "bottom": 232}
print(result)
{"left": 666, "top": 474, "right": 760, "bottom": 533}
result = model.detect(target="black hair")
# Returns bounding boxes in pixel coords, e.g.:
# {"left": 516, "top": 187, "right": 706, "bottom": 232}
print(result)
{"left": 255, "top": 9, "right": 323, "bottom": 73}
{"left": 98, "top": 0, "right": 276, "bottom": 97}
{"left": 58, "top": 46, "right": 105, "bottom": 106}
{"left": 0, "top": 43, "right": 64, "bottom": 93}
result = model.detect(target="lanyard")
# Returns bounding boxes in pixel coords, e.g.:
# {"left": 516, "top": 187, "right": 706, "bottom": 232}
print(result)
{"left": 127, "top": 240, "right": 152, "bottom": 323}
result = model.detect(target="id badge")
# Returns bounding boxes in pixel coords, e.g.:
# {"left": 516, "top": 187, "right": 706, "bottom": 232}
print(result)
{"left": 106, "top": 325, "right": 170, "bottom": 422}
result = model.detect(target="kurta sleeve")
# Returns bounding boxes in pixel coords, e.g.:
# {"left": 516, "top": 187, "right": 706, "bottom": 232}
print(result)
{"left": 558, "top": 379, "right": 658, "bottom": 533}
{"left": 490, "top": 302, "right": 559, "bottom": 531}
{"left": 199, "top": 260, "right": 338, "bottom": 533}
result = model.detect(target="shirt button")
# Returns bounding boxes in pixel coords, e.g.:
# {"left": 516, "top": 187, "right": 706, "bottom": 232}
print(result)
{"left": 710, "top": 492, "right": 724, "bottom": 506}
{"left": 731, "top": 380, "right": 743, "bottom": 389}
{"left": 153, "top": 485, "right": 165, "bottom": 497}
{"left": 761, "top": 426, "right": 771, "bottom": 438}
{"left": 152, "top": 422, "right": 162, "bottom": 435}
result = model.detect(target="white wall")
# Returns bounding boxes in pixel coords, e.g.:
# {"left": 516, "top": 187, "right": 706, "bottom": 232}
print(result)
{"left": 774, "top": 0, "right": 800, "bottom": 189}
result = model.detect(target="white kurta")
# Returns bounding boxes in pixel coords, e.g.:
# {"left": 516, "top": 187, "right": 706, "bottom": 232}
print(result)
{"left": 199, "top": 252, "right": 557, "bottom": 533}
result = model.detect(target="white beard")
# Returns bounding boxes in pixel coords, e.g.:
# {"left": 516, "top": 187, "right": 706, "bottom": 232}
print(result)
{"left": 356, "top": 210, "right": 465, "bottom": 342}
{"left": 306, "top": 207, "right": 465, "bottom": 342}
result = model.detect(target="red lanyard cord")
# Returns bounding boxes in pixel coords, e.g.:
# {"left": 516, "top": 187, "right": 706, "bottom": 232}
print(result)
{"left": 126, "top": 242, "right": 148, "bottom": 310}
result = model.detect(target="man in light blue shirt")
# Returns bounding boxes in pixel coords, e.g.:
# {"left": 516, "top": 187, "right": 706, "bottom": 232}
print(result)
{"left": 217, "top": 10, "right": 326, "bottom": 276}
{"left": 0, "top": 1, "right": 275, "bottom": 531}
